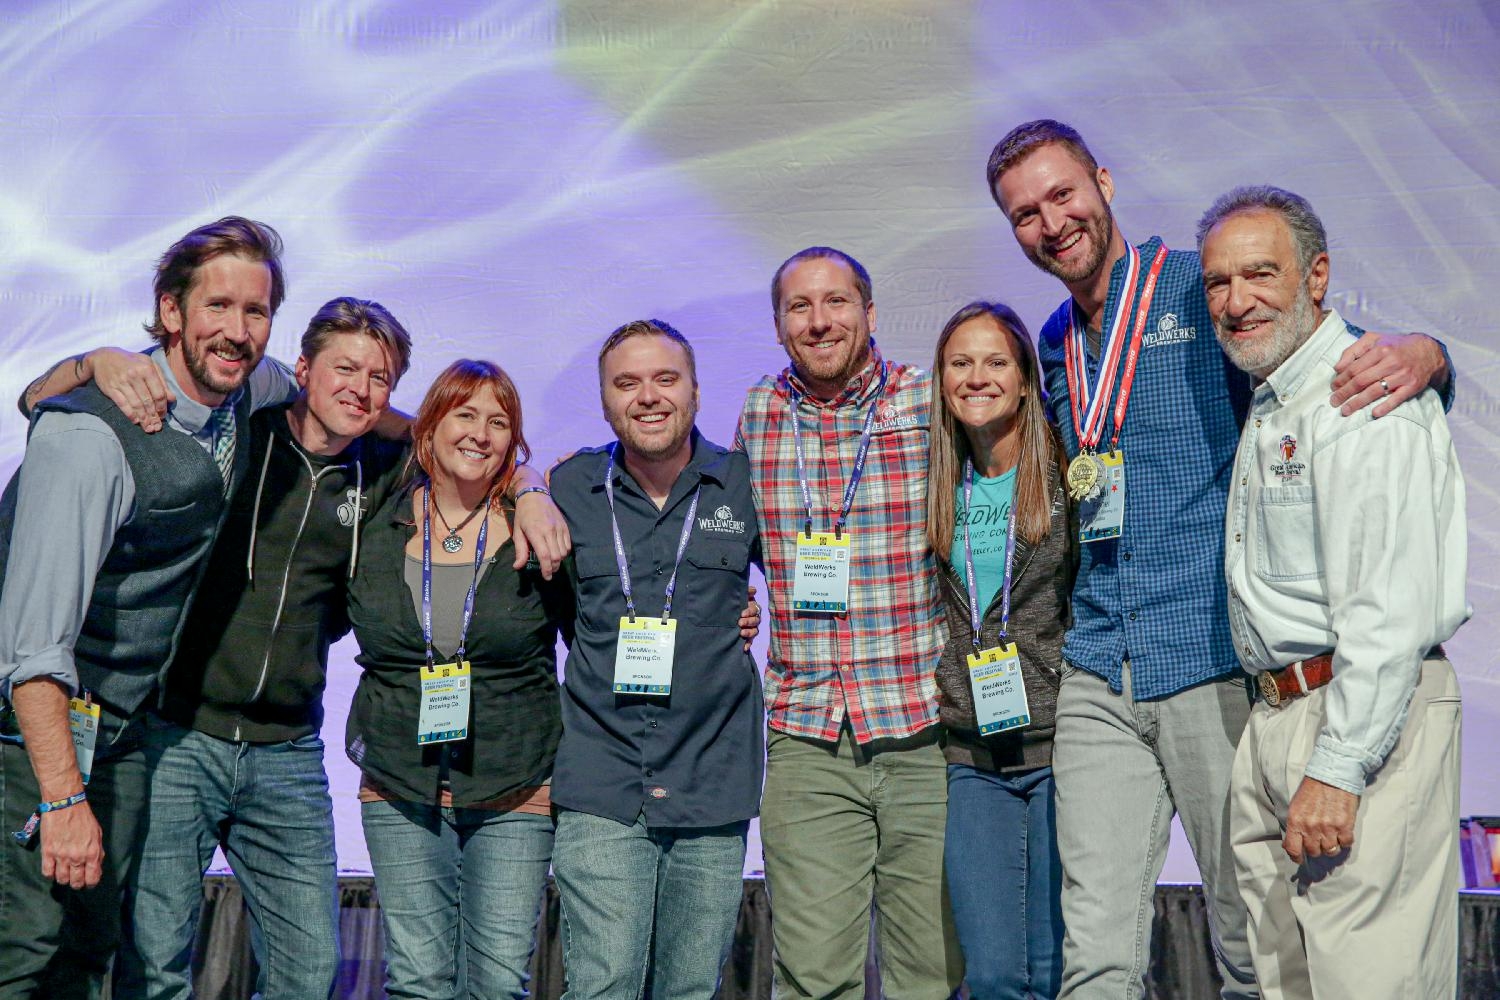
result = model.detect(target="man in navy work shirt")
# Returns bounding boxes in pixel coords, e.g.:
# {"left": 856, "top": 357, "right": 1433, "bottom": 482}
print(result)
{"left": 986, "top": 120, "right": 1453, "bottom": 999}
{"left": 549, "top": 319, "right": 763, "bottom": 1000}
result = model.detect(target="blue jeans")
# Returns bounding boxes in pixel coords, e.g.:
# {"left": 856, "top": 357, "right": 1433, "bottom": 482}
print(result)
{"left": 945, "top": 763, "right": 1063, "bottom": 999}
{"left": 551, "top": 809, "right": 747, "bottom": 1000}
{"left": 119, "top": 717, "right": 339, "bottom": 1000}
{"left": 361, "top": 797, "right": 553, "bottom": 1000}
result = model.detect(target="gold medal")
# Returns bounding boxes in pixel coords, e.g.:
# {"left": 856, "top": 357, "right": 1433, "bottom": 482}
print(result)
{"left": 1066, "top": 452, "right": 1102, "bottom": 502}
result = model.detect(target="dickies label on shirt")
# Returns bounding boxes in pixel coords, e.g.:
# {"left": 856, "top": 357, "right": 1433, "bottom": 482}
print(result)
{"left": 1142, "top": 312, "right": 1197, "bottom": 349}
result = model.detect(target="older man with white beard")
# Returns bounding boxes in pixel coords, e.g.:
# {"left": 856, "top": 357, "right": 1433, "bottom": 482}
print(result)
{"left": 1199, "top": 185, "right": 1469, "bottom": 1000}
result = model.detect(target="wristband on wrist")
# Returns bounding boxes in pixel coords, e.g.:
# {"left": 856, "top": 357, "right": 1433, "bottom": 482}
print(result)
{"left": 38, "top": 791, "right": 87, "bottom": 814}
{"left": 515, "top": 485, "right": 551, "bottom": 500}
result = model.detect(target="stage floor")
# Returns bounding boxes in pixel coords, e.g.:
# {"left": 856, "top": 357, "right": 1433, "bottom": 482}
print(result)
{"left": 166, "top": 876, "right": 1500, "bottom": 999}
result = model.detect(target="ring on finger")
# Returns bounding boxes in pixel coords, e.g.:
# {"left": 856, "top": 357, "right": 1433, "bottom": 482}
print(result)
{"left": 1379, "top": 378, "right": 1391, "bottom": 396}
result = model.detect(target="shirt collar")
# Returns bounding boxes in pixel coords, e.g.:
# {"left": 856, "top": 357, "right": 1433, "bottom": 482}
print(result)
{"left": 153, "top": 346, "right": 242, "bottom": 435}
{"left": 596, "top": 427, "right": 726, "bottom": 492}
{"left": 782, "top": 340, "right": 887, "bottom": 408}
{"left": 1260, "top": 308, "right": 1347, "bottom": 407}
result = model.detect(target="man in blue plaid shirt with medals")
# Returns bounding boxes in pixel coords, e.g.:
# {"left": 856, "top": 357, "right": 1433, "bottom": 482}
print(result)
{"left": 986, "top": 120, "right": 1453, "bottom": 999}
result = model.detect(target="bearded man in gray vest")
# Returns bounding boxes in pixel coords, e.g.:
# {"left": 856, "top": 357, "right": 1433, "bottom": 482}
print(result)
{"left": 0, "top": 217, "right": 296, "bottom": 999}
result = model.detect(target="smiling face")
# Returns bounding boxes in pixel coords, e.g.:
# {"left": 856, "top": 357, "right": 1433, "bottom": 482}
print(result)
{"left": 429, "top": 387, "right": 515, "bottom": 495}
{"left": 774, "top": 256, "right": 875, "bottom": 398}
{"left": 159, "top": 253, "right": 274, "bottom": 405}
{"left": 1201, "top": 209, "right": 1328, "bottom": 379}
{"left": 293, "top": 331, "right": 396, "bottom": 454}
{"left": 941, "top": 314, "right": 1027, "bottom": 439}
{"left": 600, "top": 332, "right": 699, "bottom": 466}
{"left": 994, "top": 142, "right": 1117, "bottom": 288}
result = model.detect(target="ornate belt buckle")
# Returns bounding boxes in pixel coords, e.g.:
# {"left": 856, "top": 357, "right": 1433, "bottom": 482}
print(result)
{"left": 1257, "top": 671, "right": 1281, "bottom": 706}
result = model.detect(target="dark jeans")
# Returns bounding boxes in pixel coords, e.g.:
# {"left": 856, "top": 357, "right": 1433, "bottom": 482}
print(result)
{"left": 945, "top": 763, "right": 1064, "bottom": 1000}
{"left": 0, "top": 705, "right": 147, "bottom": 1000}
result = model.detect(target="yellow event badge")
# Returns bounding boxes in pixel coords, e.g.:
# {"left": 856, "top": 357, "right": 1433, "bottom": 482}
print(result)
{"left": 417, "top": 661, "right": 472, "bottom": 744}
{"left": 68, "top": 695, "right": 101, "bottom": 784}
{"left": 613, "top": 617, "right": 676, "bottom": 696}
{"left": 792, "top": 531, "right": 852, "bottom": 613}
{"left": 966, "top": 644, "right": 1031, "bottom": 735}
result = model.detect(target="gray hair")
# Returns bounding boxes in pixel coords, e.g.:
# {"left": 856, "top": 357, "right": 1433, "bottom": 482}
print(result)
{"left": 1195, "top": 185, "right": 1328, "bottom": 273}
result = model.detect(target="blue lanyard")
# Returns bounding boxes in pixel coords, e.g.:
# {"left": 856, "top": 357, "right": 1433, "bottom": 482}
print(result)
{"left": 604, "top": 445, "right": 701, "bottom": 621}
{"left": 961, "top": 460, "right": 1018, "bottom": 650}
{"left": 789, "top": 362, "right": 888, "bottom": 536}
{"left": 421, "top": 486, "right": 489, "bottom": 667}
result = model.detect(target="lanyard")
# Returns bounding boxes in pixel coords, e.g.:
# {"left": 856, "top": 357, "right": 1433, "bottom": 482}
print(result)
{"left": 960, "top": 460, "right": 1018, "bottom": 650}
{"left": 421, "top": 485, "right": 489, "bottom": 666}
{"left": 789, "top": 362, "right": 888, "bottom": 536}
{"left": 1065, "top": 243, "right": 1169, "bottom": 452}
{"left": 604, "top": 445, "right": 701, "bottom": 621}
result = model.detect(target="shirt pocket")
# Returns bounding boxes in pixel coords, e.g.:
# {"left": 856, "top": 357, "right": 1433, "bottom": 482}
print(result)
{"left": 1254, "top": 485, "right": 1320, "bottom": 582}
{"left": 574, "top": 547, "right": 624, "bottom": 632}
{"left": 677, "top": 538, "right": 750, "bottom": 626}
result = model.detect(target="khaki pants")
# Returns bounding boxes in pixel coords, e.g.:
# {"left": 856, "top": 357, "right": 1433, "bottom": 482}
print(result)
{"left": 1229, "top": 656, "right": 1461, "bottom": 1000}
{"left": 760, "top": 726, "right": 962, "bottom": 1000}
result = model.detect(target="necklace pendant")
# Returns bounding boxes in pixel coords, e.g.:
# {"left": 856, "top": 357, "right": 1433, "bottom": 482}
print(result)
{"left": 442, "top": 533, "right": 464, "bottom": 554}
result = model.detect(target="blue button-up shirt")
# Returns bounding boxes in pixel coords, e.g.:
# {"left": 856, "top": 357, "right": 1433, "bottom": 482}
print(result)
{"left": 1039, "top": 237, "right": 1253, "bottom": 699}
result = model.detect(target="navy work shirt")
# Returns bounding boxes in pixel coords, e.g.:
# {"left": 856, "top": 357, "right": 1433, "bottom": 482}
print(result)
{"left": 550, "top": 430, "right": 764, "bottom": 829}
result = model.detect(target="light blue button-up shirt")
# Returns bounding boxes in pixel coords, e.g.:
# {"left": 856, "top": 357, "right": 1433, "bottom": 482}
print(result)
{"left": 1225, "top": 309, "right": 1470, "bottom": 794}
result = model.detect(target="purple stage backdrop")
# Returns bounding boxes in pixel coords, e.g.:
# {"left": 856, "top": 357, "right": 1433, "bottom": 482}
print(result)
{"left": 2, "top": 1, "right": 1496, "bottom": 879}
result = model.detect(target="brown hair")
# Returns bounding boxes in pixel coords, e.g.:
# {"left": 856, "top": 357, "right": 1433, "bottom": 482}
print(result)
{"left": 985, "top": 119, "right": 1100, "bottom": 210}
{"left": 770, "top": 246, "right": 873, "bottom": 314}
{"left": 596, "top": 318, "right": 697, "bottom": 389}
{"left": 300, "top": 296, "right": 414, "bottom": 386}
{"left": 927, "top": 301, "right": 1064, "bottom": 558}
{"left": 146, "top": 216, "right": 287, "bottom": 344}
{"left": 408, "top": 359, "right": 531, "bottom": 508}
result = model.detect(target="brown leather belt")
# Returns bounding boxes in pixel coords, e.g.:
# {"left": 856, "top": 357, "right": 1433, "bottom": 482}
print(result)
{"left": 1256, "top": 653, "right": 1334, "bottom": 706}
{"left": 1256, "top": 645, "right": 1447, "bottom": 706}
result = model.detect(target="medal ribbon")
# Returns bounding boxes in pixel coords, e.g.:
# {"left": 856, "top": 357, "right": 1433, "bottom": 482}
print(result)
{"left": 422, "top": 485, "right": 489, "bottom": 667}
{"left": 604, "top": 444, "right": 701, "bottom": 621}
{"left": 961, "top": 460, "right": 1019, "bottom": 650}
{"left": 1065, "top": 243, "right": 1169, "bottom": 452}
{"left": 789, "top": 362, "right": 888, "bottom": 536}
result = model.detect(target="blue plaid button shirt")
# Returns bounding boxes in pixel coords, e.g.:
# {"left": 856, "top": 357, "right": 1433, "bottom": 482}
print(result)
{"left": 1039, "top": 237, "right": 1253, "bottom": 699}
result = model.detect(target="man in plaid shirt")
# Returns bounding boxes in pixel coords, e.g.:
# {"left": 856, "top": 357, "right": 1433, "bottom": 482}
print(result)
{"left": 736, "top": 247, "right": 962, "bottom": 999}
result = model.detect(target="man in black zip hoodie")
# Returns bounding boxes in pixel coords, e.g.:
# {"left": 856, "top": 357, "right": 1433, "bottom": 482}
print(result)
{"left": 121, "top": 297, "right": 414, "bottom": 1000}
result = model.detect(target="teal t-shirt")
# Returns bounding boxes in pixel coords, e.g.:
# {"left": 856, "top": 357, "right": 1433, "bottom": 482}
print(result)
{"left": 949, "top": 467, "right": 1016, "bottom": 612}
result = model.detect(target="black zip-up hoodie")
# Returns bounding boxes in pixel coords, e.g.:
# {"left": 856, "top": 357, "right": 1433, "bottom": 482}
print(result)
{"left": 160, "top": 405, "right": 408, "bottom": 743}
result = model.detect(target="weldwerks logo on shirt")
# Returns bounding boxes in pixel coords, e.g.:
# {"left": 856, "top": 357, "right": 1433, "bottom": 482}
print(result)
{"left": 697, "top": 504, "right": 747, "bottom": 535}
{"left": 873, "top": 400, "right": 919, "bottom": 431}
{"left": 1143, "top": 312, "right": 1197, "bottom": 348}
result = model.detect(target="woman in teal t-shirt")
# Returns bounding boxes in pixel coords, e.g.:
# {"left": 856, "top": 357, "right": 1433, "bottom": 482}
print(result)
{"left": 927, "top": 301, "right": 1074, "bottom": 999}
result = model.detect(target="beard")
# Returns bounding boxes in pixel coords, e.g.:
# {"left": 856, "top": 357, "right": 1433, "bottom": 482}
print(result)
{"left": 1214, "top": 282, "right": 1319, "bottom": 379}
{"left": 607, "top": 406, "right": 696, "bottom": 463}
{"left": 183, "top": 336, "right": 259, "bottom": 396}
{"left": 1024, "top": 205, "right": 1115, "bottom": 286}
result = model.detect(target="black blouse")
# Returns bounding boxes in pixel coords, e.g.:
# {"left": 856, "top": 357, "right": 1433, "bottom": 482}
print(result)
{"left": 344, "top": 485, "right": 574, "bottom": 806}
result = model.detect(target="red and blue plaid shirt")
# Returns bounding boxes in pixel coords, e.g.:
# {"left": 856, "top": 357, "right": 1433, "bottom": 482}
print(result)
{"left": 735, "top": 346, "right": 944, "bottom": 744}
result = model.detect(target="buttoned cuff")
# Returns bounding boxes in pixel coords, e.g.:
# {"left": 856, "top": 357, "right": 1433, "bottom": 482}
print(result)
{"left": 0, "top": 645, "right": 80, "bottom": 702}
{"left": 1303, "top": 738, "right": 1373, "bottom": 796}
